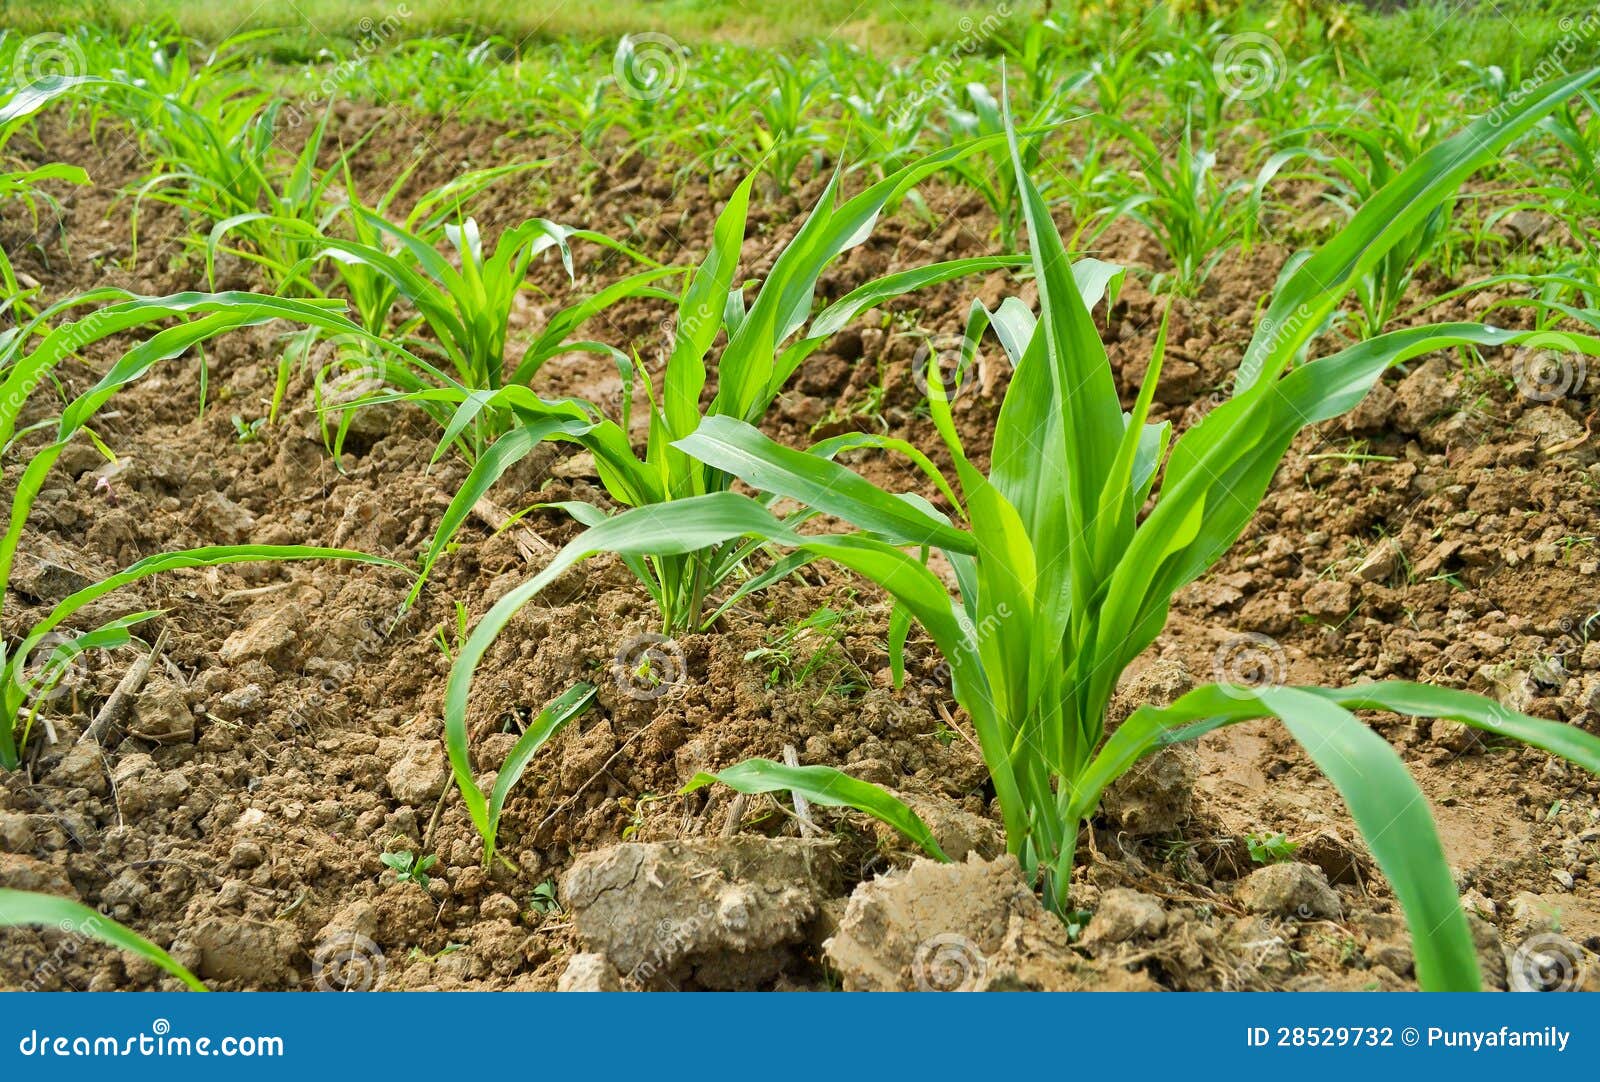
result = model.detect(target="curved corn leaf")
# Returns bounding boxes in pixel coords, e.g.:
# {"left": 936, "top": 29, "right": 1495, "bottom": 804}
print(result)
{"left": 675, "top": 416, "right": 973, "bottom": 552}
{"left": 1078, "top": 678, "right": 1600, "bottom": 990}
{"left": 469, "top": 683, "right": 597, "bottom": 867}
{"left": 682, "top": 759, "right": 948, "bottom": 861}
{"left": 3, "top": 546, "right": 405, "bottom": 768}
{"left": 1240, "top": 67, "right": 1600, "bottom": 392}
{"left": 0, "top": 889, "right": 206, "bottom": 991}
{"left": 808, "top": 255, "right": 1027, "bottom": 339}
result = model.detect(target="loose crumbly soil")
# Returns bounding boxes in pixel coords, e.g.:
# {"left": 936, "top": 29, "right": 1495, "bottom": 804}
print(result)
{"left": 1, "top": 101, "right": 1597, "bottom": 992}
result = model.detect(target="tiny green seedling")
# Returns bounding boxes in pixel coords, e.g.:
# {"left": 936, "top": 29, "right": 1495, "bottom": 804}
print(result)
{"left": 433, "top": 600, "right": 471, "bottom": 661}
{"left": 1246, "top": 832, "right": 1300, "bottom": 865}
{"left": 230, "top": 413, "right": 266, "bottom": 442}
{"left": 408, "top": 943, "right": 464, "bottom": 963}
{"left": 620, "top": 792, "right": 669, "bottom": 840}
{"left": 381, "top": 850, "right": 437, "bottom": 890}
{"left": 529, "top": 880, "right": 561, "bottom": 915}
{"left": 743, "top": 607, "right": 855, "bottom": 689}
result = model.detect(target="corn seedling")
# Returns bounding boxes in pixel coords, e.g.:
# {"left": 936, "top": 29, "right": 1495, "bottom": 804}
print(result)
{"left": 447, "top": 683, "right": 597, "bottom": 869}
{"left": 943, "top": 83, "right": 1079, "bottom": 250}
{"left": 1094, "top": 113, "right": 1256, "bottom": 294}
{"left": 1263, "top": 108, "right": 1453, "bottom": 335}
{"left": 435, "top": 140, "right": 1027, "bottom": 863}
{"left": 413, "top": 138, "right": 1025, "bottom": 627}
{"left": 312, "top": 204, "right": 675, "bottom": 458}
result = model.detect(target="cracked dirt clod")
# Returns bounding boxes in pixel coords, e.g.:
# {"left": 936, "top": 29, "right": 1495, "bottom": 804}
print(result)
{"left": 557, "top": 952, "right": 623, "bottom": 991}
{"left": 1082, "top": 888, "right": 1169, "bottom": 946}
{"left": 562, "top": 837, "right": 840, "bottom": 990}
{"left": 1237, "top": 862, "right": 1342, "bottom": 919}
{"left": 823, "top": 854, "right": 1148, "bottom": 991}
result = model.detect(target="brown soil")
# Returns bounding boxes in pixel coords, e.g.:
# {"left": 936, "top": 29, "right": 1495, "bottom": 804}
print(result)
{"left": 1, "top": 101, "right": 1597, "bottom": 992}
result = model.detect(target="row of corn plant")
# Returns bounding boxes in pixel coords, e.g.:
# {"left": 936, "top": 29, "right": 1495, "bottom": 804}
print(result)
{"left": 439, "top": 71, "right": 1600, "bottom": 990}
{"left": 11, "top": 23, "right": 1593, "bottom": 303}
{"left": 1, "top": 78, "right": 409, "bottom": 764}
{"left": 427, "top": 141, "right": 1031, "bottom": 866}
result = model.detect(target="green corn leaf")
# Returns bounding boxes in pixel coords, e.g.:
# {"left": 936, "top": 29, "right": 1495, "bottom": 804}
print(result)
{"left": 1077, "top": 677, "right": 1600, "bottom": 989}
{"left": 474, "top": 683, "right": 597, "bottom": 866}
{"left": 1075, "top": 684, "right": 1475, "bottom": 989}
{"left": 715, "top": 132, "right": 1007, "bottom": 421}
{"left": 1092, "top": 323, "right": 1600, "bottom": 711}
{"left": 0, "top": 889, "right": 206, "bottom": 991}
{"left": 410, "top": 419, "right": 572, "bottom": 608}
{"left": 1240, "top": 67, "right": 1600, "bottom": 393}
{"left": 808, "top": 255, "right": 1027, "bottom": 339}
{"left": 674, "top": 417, "right": 973, "bottom": 551}
{"left": 682, "top": 759, "right": 949, "bottom": 861}
{"left": 664, "top": 173, "right": 755, "bottom": 440}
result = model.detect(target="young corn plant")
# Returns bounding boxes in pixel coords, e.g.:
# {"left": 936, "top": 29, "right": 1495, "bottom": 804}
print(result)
{"left": 508, "top": 74, "right": 1596, "bottom": 991}
{"left": 311, "top": 205, "right": 675, "bottom": 459}
{"left": 943, "top": 83, "right": 1080, "bottom": 250}
{"left": 1498, "top": 89, "right": 1600, "bottom": 261}
{"left": 1093, "top": 113, "right": 1256, "bottom": 294}
{"left": 416, "top": 140, "right": 1023, "bottom": 622}
{"left": 1, "top": 78, "right": 91, "bottom": 319}
{"left": 434, "top": 140, "right": 1024, "bottom": 863}
{"left": 197, "top": 107, "right": 375, "bottom": 297}
{"left": 1262, "top": 107, "right": 1451, "bottom": 336}
{"left": 0, "top": 289, "right": 406, "bottom": 768}
{"left": 242, "top": 157, "right": 551, "bottom": 428}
